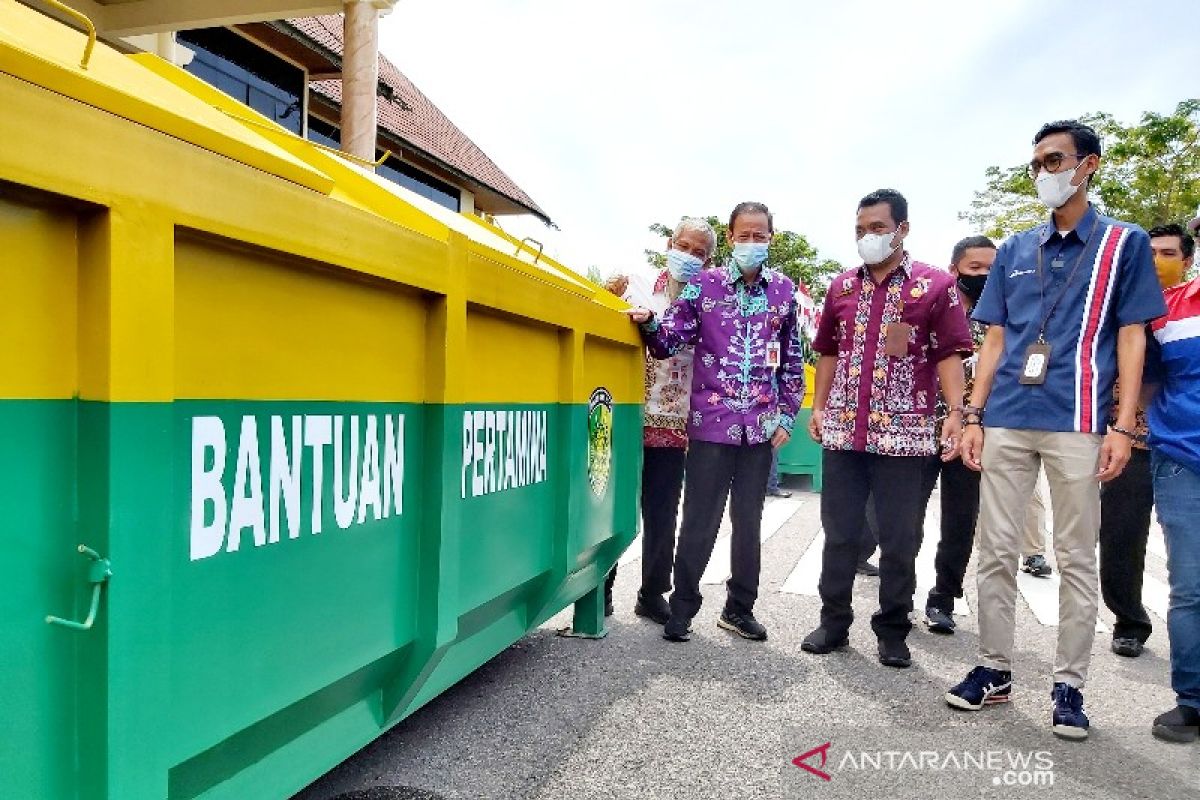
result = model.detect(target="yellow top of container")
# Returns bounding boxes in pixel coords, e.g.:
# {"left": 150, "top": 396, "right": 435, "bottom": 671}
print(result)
{"left": 0, "top": 1, "right": 627, "bottom": 311}
{"left": 0, "top": 1, "right": 336, "bottom": 194}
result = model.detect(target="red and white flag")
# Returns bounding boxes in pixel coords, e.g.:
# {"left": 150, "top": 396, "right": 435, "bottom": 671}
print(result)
{"left": 796, "top": 280, "right": 819, "bottom": 342}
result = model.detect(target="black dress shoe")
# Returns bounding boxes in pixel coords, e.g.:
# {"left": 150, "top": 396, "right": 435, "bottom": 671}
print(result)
{"left": 634, "top": 592, "right": 671, "bottom": 625}
{"left": 924, "top": 607, "right": 956, "bottom": 635}
{"left": 801, "top": 627, "right": 849, "bottom": 654}
{"left": 1022, "top": 554, "right": 1052, "bottom": 577}
{"left": 662, "top": 617, "right": 692, "bottom": 642}
{"left": 1152, "top": 705, "right": 1200, "bottom": 743}
{"left": 717, "top": 610, "right": 768, "bottom": 641}
{"left": 878, "top": 639, "right": 912, "bottom": 668}
{"left": 1111, "top": 637, "right": 1144, "bottom": 657}
{"left": 856, "top": 561, "right": 880, "bottom": 577}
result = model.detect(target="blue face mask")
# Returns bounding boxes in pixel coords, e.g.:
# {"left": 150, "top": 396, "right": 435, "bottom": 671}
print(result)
{"left": 666, "top": 248, "right": 704, "bottom": 282}
{"left": 731, "top": 242, "right": 769, "bottom": 273}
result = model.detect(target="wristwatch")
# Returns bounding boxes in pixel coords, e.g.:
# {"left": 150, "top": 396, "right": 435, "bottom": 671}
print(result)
{"left": 1110, "top": 424, "right": 1139, "bottom": 441}
{"left": 963, "top": 404, "right": 985, "bottom": 426}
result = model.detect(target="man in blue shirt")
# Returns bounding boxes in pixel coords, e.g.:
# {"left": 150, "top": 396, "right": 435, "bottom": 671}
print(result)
{"left": 945, "top": 120, "right": 1166, "bottom": 740}
{"left": 1144, "top": 265, "right": 1200, "bottom": 742}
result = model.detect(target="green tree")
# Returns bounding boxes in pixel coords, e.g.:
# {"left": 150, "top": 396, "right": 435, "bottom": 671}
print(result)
{"left": 645, "top": 216, "right": 842, "bottom": 300}
{"left": 962, "top": 100, "right": 1200, "bottom": 239}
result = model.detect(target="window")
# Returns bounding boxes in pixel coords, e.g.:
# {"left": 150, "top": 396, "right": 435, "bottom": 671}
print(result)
{"left": 377, "top": 157, "right": 461, "bottom": 212}
{"left": 178, "top": 29, "right": 304, "bottom": 135}
{"left": 309, "top": 114, "right": 462, "bottom": 213}
{"left": 307, "top": 116, "right": 341, "bottom": 149}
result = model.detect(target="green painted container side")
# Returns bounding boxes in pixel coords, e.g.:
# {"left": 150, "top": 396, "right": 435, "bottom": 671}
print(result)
{"left": 776, "top": 408, "right": 822, "bottom": 490}
{"left": 1, "top": 398, "right": 640, "bottom": 800}
{"left": 165, "top": 401, "right": 426, "bottom": 779}
{"left": 0, "top": 400, "right": 80, "bottom": 800}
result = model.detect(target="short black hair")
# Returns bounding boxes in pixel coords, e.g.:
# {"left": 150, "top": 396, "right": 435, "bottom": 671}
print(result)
{"left": 857, "top": 189, "right": 908, "bottom": 225}
{"left": 728, "top": 201, "right": 774, "bottom": 234}
{"left": 1033, "top": 120, "right": 1102, "bottom": 159}
{"left": 951, "top": 235, "right": 997, "bottom": 267}
{"left": 1148, "top": 222, "right": 1196, "bottom": 260}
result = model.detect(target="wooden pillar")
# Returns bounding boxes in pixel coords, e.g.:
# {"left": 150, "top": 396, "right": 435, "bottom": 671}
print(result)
{"left": 341, "top": 0, "right": 380, "bottom": 164}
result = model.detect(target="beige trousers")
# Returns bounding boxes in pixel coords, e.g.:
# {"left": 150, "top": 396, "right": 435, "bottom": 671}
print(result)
{"left": 1023, "top": 482, "right": 1047, "bottom": 556}
{"left": 976, "top": 428, "right": 1103, "bottom": 687}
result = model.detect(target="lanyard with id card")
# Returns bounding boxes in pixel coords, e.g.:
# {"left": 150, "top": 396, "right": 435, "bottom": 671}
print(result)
{"left": 766, "top": 341, "right": 781, "bottom": 368}
{"left": 1021, "top": 219, "right": 1100, "bottom": 385}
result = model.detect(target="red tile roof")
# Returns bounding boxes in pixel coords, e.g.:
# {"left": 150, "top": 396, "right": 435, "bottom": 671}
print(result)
{"left": 284, "top": 15, "right": 548, "bottom": 222}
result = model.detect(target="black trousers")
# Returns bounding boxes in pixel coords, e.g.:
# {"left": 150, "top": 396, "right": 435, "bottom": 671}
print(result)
{"left": 818, "top": 449, "right": 927, "bottom": 642}
{"left": 859, "top": 503, "right": 880, "bottom": 564}
{"left": 639, "top": 445, "right": 687, "bottom": 597}
{"left": 1099, "top": 447, "right": 1154, "bottom": 642}
{"left": 916, "top": 456, "right": 982, "bottom": 614}
{"left": 668, "top": 440, "right": 773, "bottom": 621}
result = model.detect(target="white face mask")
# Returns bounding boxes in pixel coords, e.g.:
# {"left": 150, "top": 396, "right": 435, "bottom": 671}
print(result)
{"left": 1035, "top": 163, "right": 1086, "bottom": 209}
{"left": 857, "top": 229, "right": 901, "bottom": 265}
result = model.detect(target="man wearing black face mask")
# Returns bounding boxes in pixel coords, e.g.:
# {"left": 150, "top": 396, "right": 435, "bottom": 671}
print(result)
{"left": 916, "top": 236, "right": 996, "bottom": 634}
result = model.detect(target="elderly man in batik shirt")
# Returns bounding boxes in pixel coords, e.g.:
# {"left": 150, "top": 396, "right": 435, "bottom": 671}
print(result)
{"left": 626, "top": 202, "right": 805, "bottom": 643}
{"left": 603, "top": 217, "right": 717, "bottom": 623}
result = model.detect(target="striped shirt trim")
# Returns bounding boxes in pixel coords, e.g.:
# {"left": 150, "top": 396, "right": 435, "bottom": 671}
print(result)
{"left": 1073, "top": 225, "right": 1126, "bottom": 432}
{"left": 1153, "top": 314, "right": 1200, "bottom": 345}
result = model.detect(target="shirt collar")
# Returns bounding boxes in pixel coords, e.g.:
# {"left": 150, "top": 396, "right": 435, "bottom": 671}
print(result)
{"left": 1037, "top": 203, "right": 1099, "bottom": 246}
{"left": 1184, "top": 275, "right": 1200, "bottom": 301}
{"left": 724, "top": 261, "right": 774, "bottom": 286}
{"left": 856, "top": 252, "right": 913, "bottom": 281}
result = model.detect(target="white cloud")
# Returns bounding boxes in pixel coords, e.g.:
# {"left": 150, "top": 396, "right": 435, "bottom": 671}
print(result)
{"left": 380, "top": 0, "right": 1196, "bottom": 278}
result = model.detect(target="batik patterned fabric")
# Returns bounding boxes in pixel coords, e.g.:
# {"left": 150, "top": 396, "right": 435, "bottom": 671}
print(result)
{"left": 1109, "top": 380, "right": 1150, "bottom": 450}
{"left": 623, "top": 270, "right": 692, "bottom": 448}
{"left": 934, "top": 317, "right": 987, "bottom": 437}
{"left": 813, "top": 256, "right": 974, "bottom": 456}
{"left": 640, "top": 263, "right": 805, "bottom": 446}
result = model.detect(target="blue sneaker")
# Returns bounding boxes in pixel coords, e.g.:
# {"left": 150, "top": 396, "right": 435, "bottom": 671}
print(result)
{"left": 945, "top": 666, "right": 1012, "bottom": 711}
{"left": 1051, "top": 683, "right": 1089, "bottom": 740}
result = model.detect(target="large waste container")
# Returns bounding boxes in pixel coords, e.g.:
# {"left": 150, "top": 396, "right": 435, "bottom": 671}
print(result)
{"left": 0, "top": 5, "right": 641, "bottom": 799}
{"left": 776, "top": 365, "right": 822, "bottom": 490}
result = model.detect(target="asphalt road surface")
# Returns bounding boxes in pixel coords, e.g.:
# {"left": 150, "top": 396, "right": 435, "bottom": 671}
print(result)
{"left": 295, "top": 479, "right": 1196, "bottom": 800}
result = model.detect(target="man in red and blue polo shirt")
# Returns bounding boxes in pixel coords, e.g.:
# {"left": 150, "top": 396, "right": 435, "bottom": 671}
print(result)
{"left": 1144, "top": 267, "right": 1200, "bottom": 743}
{"left": 946, "top": 120, "right": 1166, "bottom": 740}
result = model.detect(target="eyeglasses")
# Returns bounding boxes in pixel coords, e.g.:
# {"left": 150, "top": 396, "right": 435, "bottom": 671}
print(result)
{"left": 1028, "top": 152, "right": 1086, "bottom": 179}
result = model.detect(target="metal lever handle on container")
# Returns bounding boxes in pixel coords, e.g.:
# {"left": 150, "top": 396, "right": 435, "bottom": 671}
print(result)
{"left": 515, "top": 237, "right": 544, "bottom": 265}
{"left": 37, "top": 0, "right": 97, "bottom": 69}
{"left": 45, "top": 545, "right": 111, "bottom": 631}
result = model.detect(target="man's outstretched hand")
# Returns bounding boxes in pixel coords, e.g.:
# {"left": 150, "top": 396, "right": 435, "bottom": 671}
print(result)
{"left": 624, "top": 307, "right": 652, "bottom": 324}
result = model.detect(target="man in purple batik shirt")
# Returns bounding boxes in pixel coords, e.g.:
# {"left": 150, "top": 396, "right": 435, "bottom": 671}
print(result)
{"left": 802, "top": 189, "right": 972, "bottom": 669}
{"left": 626, "top": 201, "right": 805, "bottom": 643}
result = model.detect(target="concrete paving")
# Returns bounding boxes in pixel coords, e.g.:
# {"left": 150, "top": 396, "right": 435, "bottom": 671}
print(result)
{"left": 295, "top": 480, "right": 1197, "bottom": 800}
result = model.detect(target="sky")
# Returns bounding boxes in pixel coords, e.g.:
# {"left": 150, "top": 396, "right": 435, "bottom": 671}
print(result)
{"left": 379, "top": 0, "right": 1196, "bottom": 281}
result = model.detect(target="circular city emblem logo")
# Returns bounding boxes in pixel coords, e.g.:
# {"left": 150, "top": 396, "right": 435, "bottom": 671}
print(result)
{"left": 587, "top": 387, "right": 613, "bottom": 498}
